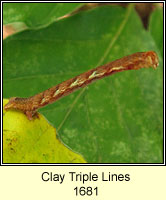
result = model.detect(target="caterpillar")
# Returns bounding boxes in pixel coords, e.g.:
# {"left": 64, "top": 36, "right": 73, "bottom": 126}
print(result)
{"left": 4, "top": 51, "right": 159, "bottom": 120}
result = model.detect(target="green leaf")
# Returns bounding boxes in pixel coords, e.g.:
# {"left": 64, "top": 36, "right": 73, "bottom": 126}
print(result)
{"left": 3, "top": 99, "right": 86, "bottom": 163}
{"left": 3, "top": 5, "right": 163, "bottom": 163}
{"left": 149, "top": 7, "right": 163, "bottom": 55}
{"left": 3, "top": 3, "right": 84, "bottom": 28}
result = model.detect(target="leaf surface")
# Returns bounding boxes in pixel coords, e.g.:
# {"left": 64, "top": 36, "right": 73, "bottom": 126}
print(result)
{"left": 3, "top": 3, "right": 83, "bottom": 28}
{"left": 149, "top": 7, "right": 163, "bottom": 55}
{"left": 3, "top": 99, "right": 86, "bottom": 163}
{"left": 3, "top": 5, "right": 163, "bottom": 163}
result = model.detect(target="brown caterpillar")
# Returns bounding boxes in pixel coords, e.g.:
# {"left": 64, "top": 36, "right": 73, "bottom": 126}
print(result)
{"left": 4, "top": 51, "right": 159, "bottom": 120}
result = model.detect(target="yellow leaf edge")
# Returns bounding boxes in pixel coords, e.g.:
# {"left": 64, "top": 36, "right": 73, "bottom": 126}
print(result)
{"left": 3, "top": 99, "right": 87, "bottom": 163}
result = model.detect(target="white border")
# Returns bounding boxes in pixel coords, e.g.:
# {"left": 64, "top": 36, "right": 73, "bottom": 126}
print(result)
{"left": 1, "top": 1, "right": 165, "bottom": 166}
